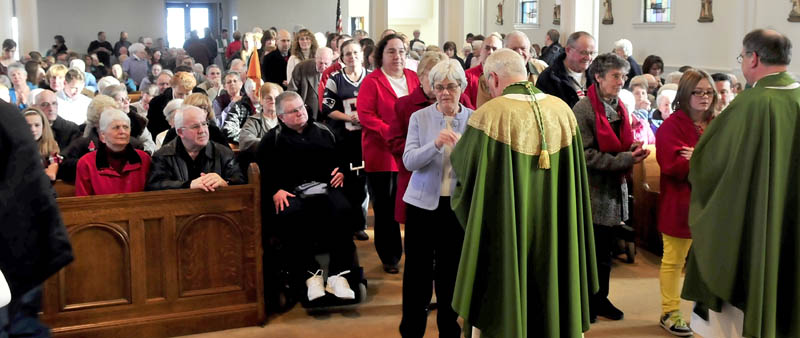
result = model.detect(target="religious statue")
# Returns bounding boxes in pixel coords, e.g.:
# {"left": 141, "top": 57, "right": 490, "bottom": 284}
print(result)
{"left": 553, "top": 4, "right": 561, "bottom": 25}
{"left": 698, "top": 0, "right": 714, "bottom": 22}
{"left": 790, "top": 0, "right": 800, "bottom": 22}
{"left": 496, "top": 0, "right": 504, "bottom": 25}
{"left": 602, "top": 0, "right": 614, "bottom": 24}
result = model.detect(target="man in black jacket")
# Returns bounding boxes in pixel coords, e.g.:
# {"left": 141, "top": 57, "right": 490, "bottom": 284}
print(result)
{"left": 261, "top": 29, "right": 292, "bottom": 89}
{"left": 33, "top": 89, "right": 80, "bottom": 150}
{"left": 539, "top": 29, "right": 563, "bottom": 67}
{"left": 146, "top": 105, "right": 244, "bottom": 191}
{"left": 536, "top": 31, "right": 596, "bottom": 108}
{"left": 0, "top": 101, "right": 73, "bottom": 336}
{"left": 257, "top": 91, "right": 358, "bottom": 302}
{"left": 146, "top": 72, "right": 207, "bottom": 139}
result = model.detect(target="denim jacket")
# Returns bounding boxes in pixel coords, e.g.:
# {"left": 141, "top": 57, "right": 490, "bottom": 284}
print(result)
{"left": 402, "top": 103, "right": 473, "bottom": 210}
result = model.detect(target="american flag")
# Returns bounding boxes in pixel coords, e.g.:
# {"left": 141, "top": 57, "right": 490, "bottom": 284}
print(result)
{"left": 336, "top": 0, "right": 343, "bottom": 34}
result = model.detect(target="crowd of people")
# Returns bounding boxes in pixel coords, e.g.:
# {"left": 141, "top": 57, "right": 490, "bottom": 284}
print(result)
{"left": 1, "top": 23, "right": 798, "bottom": 338}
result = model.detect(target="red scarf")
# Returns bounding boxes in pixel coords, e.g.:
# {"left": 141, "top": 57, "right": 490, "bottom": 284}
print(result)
{"left": 587, "top": 83, "right": 633, "bottom": 153}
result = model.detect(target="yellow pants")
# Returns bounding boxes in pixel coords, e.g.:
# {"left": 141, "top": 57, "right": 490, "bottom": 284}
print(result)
{"left": 660, "top": 233, "right": 692, "bottom": 315}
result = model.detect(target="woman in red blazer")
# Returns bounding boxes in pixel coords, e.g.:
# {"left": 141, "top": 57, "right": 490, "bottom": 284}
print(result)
{"left": 655, "top": 69, "right": 716, "bottom": 336}
{"left": 357, "top": 34, "right": 420, "bottom": 273}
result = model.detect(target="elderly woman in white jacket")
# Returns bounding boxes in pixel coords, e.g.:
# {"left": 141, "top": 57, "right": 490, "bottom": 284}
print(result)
{"left": 399, "top": 59, "right": 474, "bottom": 337}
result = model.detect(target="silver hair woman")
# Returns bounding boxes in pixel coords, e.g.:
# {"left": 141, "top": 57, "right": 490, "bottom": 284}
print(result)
{"left": 155, "top": 98, "right": 185, "bottom": 149}
{"left": 7, "top": 62, "right": 31, "bottom": 108}
{"left": 74, "top": 108, "right": 152, "bottom": 196}
{"left": 398, "top": 58, "right": 474, "bottom": 336}
{"left": 101, "top": 84, "right": 156, "bottom": 153}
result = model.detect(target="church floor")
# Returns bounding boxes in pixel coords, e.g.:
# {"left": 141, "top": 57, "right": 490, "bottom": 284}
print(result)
{"left": 178, "top": 228, "right": 694, "bottom": 338}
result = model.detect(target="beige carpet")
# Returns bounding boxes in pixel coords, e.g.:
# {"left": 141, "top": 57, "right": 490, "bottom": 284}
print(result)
{"left": 179, "top": 230, "right": 694, "bottom": 338}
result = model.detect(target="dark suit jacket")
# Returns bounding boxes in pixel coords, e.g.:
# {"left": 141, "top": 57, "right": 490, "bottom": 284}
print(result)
{"left": 51, "top": 116, "right": 80, "bottom": 150}
{"left": 261, "top": 49, "right": 289, "bottom": 89}
{"left": 288, "top": 59, "right": 321, "bottom": 121}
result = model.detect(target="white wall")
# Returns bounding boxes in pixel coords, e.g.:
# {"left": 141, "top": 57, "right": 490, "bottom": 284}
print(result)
{"left": 349, "top": 0, "right": 370, "bottom": 35}
{"left": 389, "top": 0, "right": 439, "bottom": 47}
{"left": 233, "top": 0, "right": 341, "bottom": 36}
{"left": 481, "top": 0, "right": 564, "bottom": 50}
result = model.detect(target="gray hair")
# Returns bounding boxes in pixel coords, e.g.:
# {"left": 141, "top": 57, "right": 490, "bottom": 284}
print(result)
{"left": 483, "top": 48, "right": 526, "bottom": 80}
{"left": 275, "top": 91, "right": 303, "bottom": 115}
{"left": 666, "top": 71, "right": 683, "bottom": 84}
{"left": 129, "top": 43, "right": 146, "bottom": 55}
{"left": 613, "top": 39, "right": 633, "bottom": 57}
{"left": 163, "top": 98, "right": 184, "bottom": 121}
{"left": 224, "top": 71, "right": 241, "bottom": 81}
{"left": 192, "top": 63, "right": 204, "bottom": 74}
{"left": 69, "top": 59, "right": 85, "bottom": 72}
{"left": 504, "top": 31, "right": 531, "bottom": 48}
{"left": 173, "top": 104, "right": 204, "bottom": 129}
{"left": 7, "top": 63, "right": 26, "bottom": 77}
{"left": 588, "top": 53, "right": 630, "bottom": 79}
{"left": 206, "top": 64, "right": 220, "bottom": 75}
{"left": 743, "top": 29, "right": 792, "bottom": 66}
{"left": 98, "top": 108, "right": 130, "bottom": 133}
{"left": 144, "top": 83, "right": 160, "bottom": 96}
{"left": 101, "top": 84, "right": 128, "bottom": 99}
{"left": 315, "top": 46, "right": 333, "bottom": 59}
{"left": 97, "top": 76, "right": 121, "bottom": 94}
{"left": 244, "top": 78, "right": 257, "bottom": 95}
{"left": 429, "top": 59, "right": 467, "bottom": 90}
{"left": 229, "top": 59, "right": 245, "bottom": 71}
{"left": 159, "top": 69, "right": 174, "bottom": 78}
{"left": 566, "top": 31, "right": 594, "bottom": 48}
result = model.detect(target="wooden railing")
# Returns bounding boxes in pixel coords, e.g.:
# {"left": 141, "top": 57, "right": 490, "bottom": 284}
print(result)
{"left": 42, "top": 164, "right": 264, "bottom": 338}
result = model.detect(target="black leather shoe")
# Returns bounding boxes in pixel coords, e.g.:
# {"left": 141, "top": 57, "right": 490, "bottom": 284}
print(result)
{"left": 354, "top": 230, "right": 369, "bottom": 241}
{"left": 597, "top": 299, "right": 624, "bottom": 320}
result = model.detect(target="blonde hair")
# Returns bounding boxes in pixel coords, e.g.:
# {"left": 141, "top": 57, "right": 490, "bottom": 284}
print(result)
{"left": 259, "top": 82, "right": 283, "bottom": 98}
{"left": 85, "top": 95, "right": 120, "bottom": 136}
{"left": 46, "top": 64, "right": 68, "bottom": 80}
{"left": 170, "top": 71, "right": 197, "bottom": 92}
{"left": 182, "top": 93, "right": 215, "bottom": 121}
{"left": 22, "top": 107, "right": 59, "bottom": 160}
{"left": 417, "top": 51, "right": 449, "bottom": 76}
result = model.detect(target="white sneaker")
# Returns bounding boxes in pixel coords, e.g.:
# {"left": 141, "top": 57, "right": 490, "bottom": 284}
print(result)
{"left": 306, "top": 270, "right": 325, "bottom": 301}
{"left": 325, "top": 270, "right": 355, "bottom": 299}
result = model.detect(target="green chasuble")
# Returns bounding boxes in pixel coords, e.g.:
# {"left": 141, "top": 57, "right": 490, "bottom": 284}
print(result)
{"left": 450, "top": 82, "right": 598, "bottom": 338}
{"left": 682, "top": 72, "right": 800, "bottom": 338}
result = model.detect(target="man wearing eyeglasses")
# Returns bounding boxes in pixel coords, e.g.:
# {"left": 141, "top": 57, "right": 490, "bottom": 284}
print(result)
{"left": 33, "top": 89, "right": 80, "bottom": 150}
{"left": 682, "top": 29, "right": 800, "bottom": 338}
{"left": 146, "top": 105, "right": 244, "bottom": 191}
{"left": 536, "top": 31, "right": 597, "bottom": 108}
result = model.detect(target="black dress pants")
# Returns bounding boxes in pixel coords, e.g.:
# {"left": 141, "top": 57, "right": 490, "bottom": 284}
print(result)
{"left": 367, "top": 171, "right": 402, "bottom": 266}
{"left": 590, "top": 223, "right": 614, "bottom": 311}
{"left": 399, "top": 199, "right": 464, "bottom": 338}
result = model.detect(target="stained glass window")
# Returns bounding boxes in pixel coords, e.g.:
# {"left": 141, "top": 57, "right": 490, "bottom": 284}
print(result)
{"left": 644, "top": 0, "right": 671, "bottom": 23}
{"left": 520, "top": 0, "right": 538, "bottom": 24}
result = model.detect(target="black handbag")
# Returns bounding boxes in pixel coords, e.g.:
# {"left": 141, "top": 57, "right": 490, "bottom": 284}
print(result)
{"left": 294, "top": 181, "right": 328, "bottom": 198}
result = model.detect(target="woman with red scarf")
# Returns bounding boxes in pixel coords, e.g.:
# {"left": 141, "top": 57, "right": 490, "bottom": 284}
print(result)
{"left": 573, "top": 53, "right": 650, "bottom": 323}
{"left": 654, "top": 69, "right": 717, "bottom": 337}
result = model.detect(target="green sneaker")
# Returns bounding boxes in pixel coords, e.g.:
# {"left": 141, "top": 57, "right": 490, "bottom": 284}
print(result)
{"left": 660, "top": 311, "right": 693, "bottom": 337}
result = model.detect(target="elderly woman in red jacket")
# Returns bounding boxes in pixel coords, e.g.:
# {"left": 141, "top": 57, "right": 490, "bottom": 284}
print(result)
{"left": 75, "top": 108, "right": 151, "bottom": 196}
{"left": 356, "top": 34, "right": 419, "bottom": 274}
{"left": 655, "top": 69, "right": 717, "bottom": 336}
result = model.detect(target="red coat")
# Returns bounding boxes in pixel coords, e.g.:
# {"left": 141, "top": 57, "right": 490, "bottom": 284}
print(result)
{"left": 317, "top": 62, "right": 343, "bottom": 110}
{"left": 390, "top": 86, "right": 475, "bottom": 223}
{"left": 464, "top": 64, "right": 483, "bottom": 106}
{"left": 75, "top": 145, "right": 151, "bottom": 196}
{"left": 356, "top": 68, "right": 420, "bottom": 172}
{"left": 655, "top": 110, "right": 704, "bottom": 238}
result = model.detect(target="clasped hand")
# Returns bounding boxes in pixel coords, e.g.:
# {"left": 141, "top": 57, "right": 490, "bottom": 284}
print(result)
{"left": 189, "top": 172, "right": 228, "bottom": 192}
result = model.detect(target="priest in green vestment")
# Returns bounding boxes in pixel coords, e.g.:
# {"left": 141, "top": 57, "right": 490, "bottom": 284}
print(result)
{"left": 682, "top": 29, "right": 800, "bottom": 338}
{"left": 449, "top": 48, "right": 597, "bottom": 338}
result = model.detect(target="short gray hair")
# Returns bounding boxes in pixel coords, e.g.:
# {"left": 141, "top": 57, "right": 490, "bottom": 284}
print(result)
{"left": 483, "top": 48, "right": 526, "bottom": 79}
{"left": 224, "top": 71, "right": 241, "bottom": 81}
{"left": 98, "top": 108, "right": 130, "bottom": 133}
{"left": 315, "top": 46, "right": 333, "bottom": 59}
{"left": 275, "top": 91, "right": 303, "bottom": 115}
{"left": 666, "top": 71, "right": 683, "bottom": 84}
{"left": 206, "top": 64, "right": 220, "bottom": 75}
{"left": 566, "top": 31, "right": 594, "bottom": 48}
{"left": 173, "top": 104, "right": 204, "bottom": 129}
{"left": 97, "top": 76, "right": 121, "bottom": 93}
{"left": 743, "top": 29, "right": 792, "bottom": 66}
{"left": 504, "top": 31, "right": 531, "bottom": 48}
{"left": 429, "top": 59, "right": 467, "bottom": 90}
{"left": 229, "top": 59, "right": 245, "bottom": 71}
{"left": 163, "top": 98, "right": 184, "bottom": 120}
{"left": 129, "top": 43, "right": 146, "bottom": 55}
{"left": 613, "top": 39, "right": 633, "bottom": 57}
{"left": 7, "top": 63, "right": 26, "bottom": 77}
{"left": 588, "top": 53, "right": 630, "bottom": 79}
{"left": 101, "top": 83, "right": 127, "bottom": 99}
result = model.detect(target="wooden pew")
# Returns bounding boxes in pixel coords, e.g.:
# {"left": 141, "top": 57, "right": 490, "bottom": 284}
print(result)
{"left": 128, "top": 92, "right": 142, "bottom": 103}
{"left": 632, "top": 145, "right": 663, "bottom": 255}
{"left": 41, "top": 164, "right": 264, "bottom": 338}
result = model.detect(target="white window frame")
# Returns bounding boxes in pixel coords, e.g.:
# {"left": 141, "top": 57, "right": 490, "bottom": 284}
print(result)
{"left": 514, "top": 0, "right": 540, "bottom": 29}
{"left": 634, "top": 0, "right": 675, "bottom": 29}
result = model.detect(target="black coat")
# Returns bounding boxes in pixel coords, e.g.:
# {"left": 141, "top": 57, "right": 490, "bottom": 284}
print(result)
{"left": 536, "top": 52, "right": 595, "bottom": 108}
{"left": 540, "top": 42, "right": 563, "bottom": 67}
{"left": 146, "top": 87, "right": 208, "bottom": 139}
{"left": 146, "top": 138, "right": 244, "bottom": 191}
{"left": 162, "top": 124, "right": 230, "bottom": 148}
{"left": 0, "top": 101, "right": 73, "bottom": 298}
{"left": 261, "top": 49, "right": 289, "bottom": 89}
{"left": 51, "top": 116, "right": 80, "bottom": 150}
{"left": 625, "top": 56, "right": 643, "bottom": 89}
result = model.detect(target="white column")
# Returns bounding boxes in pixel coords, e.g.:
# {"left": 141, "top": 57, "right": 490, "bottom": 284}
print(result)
{"left": 0, "top": 0, "right": 11, "bottom": 44}
{"left": 16, "top": 0, "right": 39, "bottom": 56}
{"left": 561, "top": 0, "right": 599, "bottom": 39}
{"left": 369, "top": 0, "right": 388, "bottom": 39}
{"left": 439, "top": 0, "right": 464, "bottom": 48}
